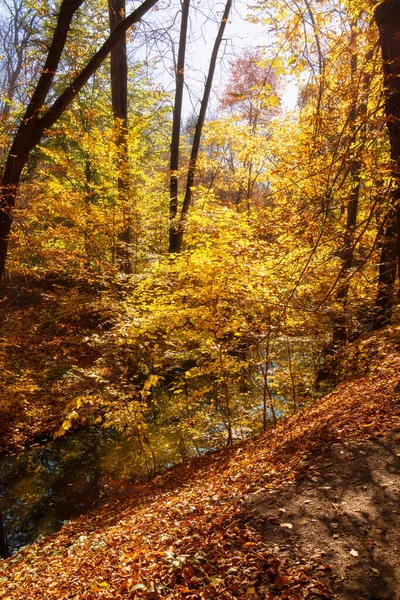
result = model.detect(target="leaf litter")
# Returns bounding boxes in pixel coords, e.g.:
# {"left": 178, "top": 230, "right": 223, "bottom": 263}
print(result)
{"left": 1, "top": 326, "right": 400, "bottom": 599}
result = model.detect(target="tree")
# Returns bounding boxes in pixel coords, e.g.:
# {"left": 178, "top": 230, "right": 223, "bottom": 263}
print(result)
{"left": 168, "top": 0, "right": 233, "bottom": 253}
{"left": 373, "top": 0, "right": 400, "bottom": 327}
{"left": 0, "top": 0, "right": 38, "bottom": 121}
{"left": 220, "top": 48, "right": 279, "bottom": 131}
{"left": 169, "top": 0, "right": 190, "bottom": 253}
{"left": 201, "top": 48, "right": 279, "bottom": 209}
{"left": 248, "top": 0, "right": 388, "bottom": 392}
{"left": 0, "top": 512, "right": 7, "bottom": 558}
{"left": 0, "top": 0, "right": 159, "bottom": 281}
{"left": 315, "top": 27, "right": 375, "bottom": 383}
{"left": 108, "top": 0, "right": 132, "bottom": 272}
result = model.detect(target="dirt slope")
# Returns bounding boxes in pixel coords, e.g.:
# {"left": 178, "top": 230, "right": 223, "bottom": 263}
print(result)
{"left": 247, "top": 436, "right": 400, "bottom": 600}
{"left": 0, "top": 326, "right": 400, "bottom": 599}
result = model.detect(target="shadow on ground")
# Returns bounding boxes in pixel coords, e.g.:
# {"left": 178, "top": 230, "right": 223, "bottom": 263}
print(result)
{"left": 245, "top": 435, "right": 400, "bottom": 600}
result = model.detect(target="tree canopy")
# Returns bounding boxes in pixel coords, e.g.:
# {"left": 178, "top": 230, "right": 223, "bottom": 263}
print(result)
{"left": 0, "top": 0, "right": 400, "bottom": 570}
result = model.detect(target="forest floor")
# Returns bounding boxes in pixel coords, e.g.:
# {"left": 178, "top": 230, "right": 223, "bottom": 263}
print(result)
{"left": 0, "top": 323, "right": 400, "bottom": 598}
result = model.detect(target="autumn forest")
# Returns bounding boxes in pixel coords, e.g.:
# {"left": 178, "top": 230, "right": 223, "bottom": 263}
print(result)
{"left": 0, "top": 0, "right": 400, "bottom": 596}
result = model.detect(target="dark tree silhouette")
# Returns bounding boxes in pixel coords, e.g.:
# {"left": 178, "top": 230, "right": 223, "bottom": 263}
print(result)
{"left": 0, "top": 0, "right": 158, "bottom": 280}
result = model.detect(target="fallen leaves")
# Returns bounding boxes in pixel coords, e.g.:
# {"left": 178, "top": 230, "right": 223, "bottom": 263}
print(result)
{"left": 2, "top": 325, "right": 400, "bottom": 599}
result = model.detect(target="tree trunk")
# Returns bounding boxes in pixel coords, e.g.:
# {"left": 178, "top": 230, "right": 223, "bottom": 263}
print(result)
{"left": 109, "top": 0, "right": 128, "bottom": 129}
{"left": 331, "top": 44, "right": 373, "bottom": 346}
{"left": 0, "top": 0, "right": 84, "bottom": 278}
{"left": 373, "top": 0, "right": 400, "bottom": 327}
{"left": 169, "top": 0, "right": 190, "bottom": 252}
{"left": 0, "top": 0, "right": 158, "bottom": 281}
{"left": 109, "top": 0, "right": 131, "bottom": 273}
{"left": 373, "top": 204, "right": 399, "bottom": 327}
{"left": 1, "top": 55, "right": 24, "bottom": 121}
{"left": 316, "top": 42, "right": 372, "bottom": 387}
{"left": 0, "top": 512, "right": 8, "bottom": 558}
{"left": 169, "top": 0, "right": 233, "bottom": 253}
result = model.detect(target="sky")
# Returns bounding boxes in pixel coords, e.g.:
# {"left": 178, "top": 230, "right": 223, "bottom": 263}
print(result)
{"left": 135, "top": 0, "right": 298, "bottom": 117}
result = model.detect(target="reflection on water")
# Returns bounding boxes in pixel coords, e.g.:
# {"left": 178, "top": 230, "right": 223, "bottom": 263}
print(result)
{"left": 0, "top": 334, "right": 315, "bottom": 557}
{"left": 0, "top": 432, "right": 101, "bottom": 555}
{"left": 0, "top": 426, "right": 217, "bottom": 556}
{"left": 0, "top": 377, "right": 282, "bottom": 557}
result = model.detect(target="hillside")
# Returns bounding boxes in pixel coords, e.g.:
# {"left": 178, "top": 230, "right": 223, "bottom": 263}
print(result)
{"left": 0, "top": 327, "right": 399, "bottom": 600}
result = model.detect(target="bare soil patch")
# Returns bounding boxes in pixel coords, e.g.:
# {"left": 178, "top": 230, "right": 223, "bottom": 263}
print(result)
{"left": 246, "top": 435, "right": 400, "bottom": 600}
{"left": 1, "top": 326, "right": 400, "bottom": 599}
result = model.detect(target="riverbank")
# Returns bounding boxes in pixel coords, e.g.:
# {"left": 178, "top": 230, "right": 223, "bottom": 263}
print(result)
{"left": 1, "top": 325, "right": 399, "bottom": 599}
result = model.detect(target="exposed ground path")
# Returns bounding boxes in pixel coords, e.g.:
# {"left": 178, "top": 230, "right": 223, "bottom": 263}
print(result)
{"left": 1, "top": 326, "right": 400, "bottom": 599}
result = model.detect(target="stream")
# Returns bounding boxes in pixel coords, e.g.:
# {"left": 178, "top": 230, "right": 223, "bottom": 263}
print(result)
{"left": 0, "top": 355, "right": 292, "bottom": 557}
{"left": 0, "top": 427, "right": 206, "bottom": 557}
